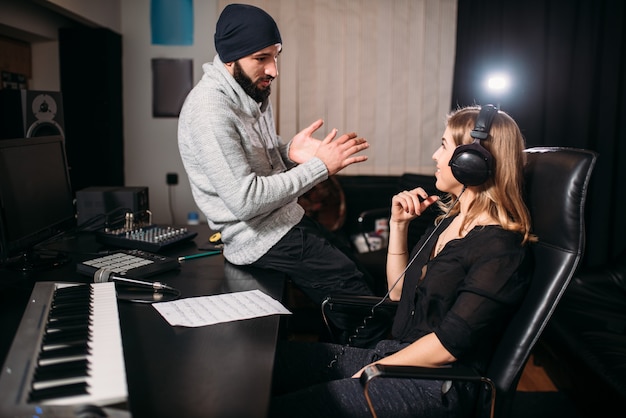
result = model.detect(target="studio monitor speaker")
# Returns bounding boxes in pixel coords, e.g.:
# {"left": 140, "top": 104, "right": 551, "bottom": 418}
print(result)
{"left": 0, "top": 90, "right": 65, "bottom": 140}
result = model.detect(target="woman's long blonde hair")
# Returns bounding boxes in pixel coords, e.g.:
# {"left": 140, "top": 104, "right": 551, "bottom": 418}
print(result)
{"left": 437, "top": 106, "right": 536, "bottom": 244}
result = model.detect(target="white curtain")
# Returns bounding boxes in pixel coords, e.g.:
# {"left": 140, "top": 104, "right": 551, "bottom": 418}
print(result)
{"left": 219, "top": 0, "right": 457, "bottom": 175}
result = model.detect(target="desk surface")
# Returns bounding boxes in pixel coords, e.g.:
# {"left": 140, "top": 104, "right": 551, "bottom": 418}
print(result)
{"left": 0, "top": 225, "right": 286, "bottom": 418}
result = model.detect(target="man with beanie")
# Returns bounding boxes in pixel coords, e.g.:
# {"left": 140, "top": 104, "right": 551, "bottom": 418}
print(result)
{"left": 178, "top": 3, "right": 386, "bottom": 346}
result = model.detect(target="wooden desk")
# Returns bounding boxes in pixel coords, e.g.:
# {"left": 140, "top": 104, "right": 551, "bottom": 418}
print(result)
{"left": 0, "top": 225, "right": 286, "bottom": 418}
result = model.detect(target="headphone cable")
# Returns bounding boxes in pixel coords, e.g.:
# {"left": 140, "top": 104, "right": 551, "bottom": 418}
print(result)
{"left": 326, "top": 187, "right": 466, "bottom": 366}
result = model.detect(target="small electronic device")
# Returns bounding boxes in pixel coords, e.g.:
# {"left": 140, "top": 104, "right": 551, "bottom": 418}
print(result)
{"left": 76, "top": 249, "right": 180, "bottom": 279}
{"left": 96, "top": 224, "right": 198, "bottom": 252}
{"left": 75, "top": 186, "right": 149, "bottom": 227}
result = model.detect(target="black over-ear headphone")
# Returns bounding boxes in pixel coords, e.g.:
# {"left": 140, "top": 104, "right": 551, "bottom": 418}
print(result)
{"left": 448, "top": 104, "right": 498, "bottom": 186}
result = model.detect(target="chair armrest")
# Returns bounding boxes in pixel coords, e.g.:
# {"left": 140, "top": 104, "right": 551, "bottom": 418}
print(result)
{"left": 321, "top": 296, "right": 398, "bottom": 345}
{"left": 361, "top": 363, "right": 487, "bottom": 385}
{"left": 322, "top": 295, "right": 398, "bottom": 314}
{"left": 360, "top": 364, "right": 496, "bottom": 418}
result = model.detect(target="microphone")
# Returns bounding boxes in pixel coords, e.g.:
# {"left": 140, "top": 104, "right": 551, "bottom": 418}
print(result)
{"left": 93, "top": 268, "right": 173, "bottom": 291}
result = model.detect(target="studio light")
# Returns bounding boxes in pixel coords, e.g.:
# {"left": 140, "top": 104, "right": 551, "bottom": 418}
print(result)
{"left": 486, "top": 74, "right": 510, "bottom": 92}
{"left": 484, "top": 72, "right": 511, "bottom": 109}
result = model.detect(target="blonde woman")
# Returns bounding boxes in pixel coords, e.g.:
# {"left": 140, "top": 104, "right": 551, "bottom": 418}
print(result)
{"left": 270, "top": 105, "right": 535, "bottom": 418}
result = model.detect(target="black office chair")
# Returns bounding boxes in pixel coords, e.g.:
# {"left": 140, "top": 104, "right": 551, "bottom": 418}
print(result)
{"left": 322, "top": 147, "right": 598, "bottom": 418}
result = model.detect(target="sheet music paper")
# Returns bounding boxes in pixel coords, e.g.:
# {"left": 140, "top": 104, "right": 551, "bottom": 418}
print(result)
{"left": 153, "top": 289, "right": 291, "bottom": 327}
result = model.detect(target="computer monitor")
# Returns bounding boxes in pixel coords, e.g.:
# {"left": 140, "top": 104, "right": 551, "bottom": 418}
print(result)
{"left": 0, "top": 135, "right": 76, "bottom": 271}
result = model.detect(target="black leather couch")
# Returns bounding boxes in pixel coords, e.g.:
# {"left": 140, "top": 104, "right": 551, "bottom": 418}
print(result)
{"left": 537, "top": 249, "right": 626, "bottom": 417}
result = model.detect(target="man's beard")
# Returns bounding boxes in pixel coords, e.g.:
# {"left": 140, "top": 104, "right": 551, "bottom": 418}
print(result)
{"left": 233, "top": 61, "right": 273, "bottom": 103}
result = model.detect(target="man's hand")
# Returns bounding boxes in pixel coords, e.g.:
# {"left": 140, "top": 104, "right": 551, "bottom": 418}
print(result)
{"left": 288, "top": 119, "right": 370, "bottom": 175}
{"left": 315, "top": 129, "right": 369, "bottom": 175}
{"left": 288, "top": 119, "right": 325, "bottom": 163}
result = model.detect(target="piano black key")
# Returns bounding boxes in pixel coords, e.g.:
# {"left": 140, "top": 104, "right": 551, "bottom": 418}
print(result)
{"left": 50, "top": 302, "right": 91, "bottom": 312}
{"left": 45, "top": 319, "right": 90, "bottom": 333}
{"left": 34, "top": 359, "right": 90, "bottom": 382}
{"left": 52, "top": 291, "right": 91, "bottom": 303}
{"left": 43, "top": 340, "right": 89, "bottom": 353}
{"left": 44, "top": 320, "right": 90, "bottom": 333}
{"left": 48, "top": 313, "right": 89, "bottom": 326}
{"left": 38, "top": 345, "right": 91, "bottom": 366}
{"left": 49, "top": 303, "right": 91, "bottom": 316}
{"left": 54, "top": 285, "right": 91, "bottom": 298}
{"left": 28, "top": 382, "right": 90, "bottom": 402}
{"left": 45, "top": 320, "right": 91, "bottom": 334}
{"left": 42, "top": 328, "right": 91, "bottom": 346}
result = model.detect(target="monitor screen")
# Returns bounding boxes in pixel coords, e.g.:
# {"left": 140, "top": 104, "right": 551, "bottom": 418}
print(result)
{"left": 0, "top": 135, "right": 76, "bottom": 269}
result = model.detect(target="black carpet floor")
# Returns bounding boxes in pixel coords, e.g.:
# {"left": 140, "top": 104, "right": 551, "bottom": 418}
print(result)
{"left": 512, "top": 392, "right": 583, "bottom": 418}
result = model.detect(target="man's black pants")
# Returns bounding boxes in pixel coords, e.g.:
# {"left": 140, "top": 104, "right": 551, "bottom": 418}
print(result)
{"left": 251, "top": 215, "right": 391, "bottom": 347}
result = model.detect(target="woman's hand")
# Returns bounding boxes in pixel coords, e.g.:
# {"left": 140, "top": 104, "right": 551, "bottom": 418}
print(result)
{"left": 385, "top": 188, "right": 438, "bottom": 300}
{"left": 352, "top": 364, "right": 370, "bottom": 379}
{"left": 391, "top": 188, "right": 439, "bottom": 224}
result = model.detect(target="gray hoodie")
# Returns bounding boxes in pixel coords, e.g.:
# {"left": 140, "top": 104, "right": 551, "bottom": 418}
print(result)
{"left": 178, "top": 55, "right": 328, "bottom": 265}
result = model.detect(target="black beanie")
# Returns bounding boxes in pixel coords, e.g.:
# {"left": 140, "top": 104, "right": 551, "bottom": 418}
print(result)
{"left": 214, "top": 4, "right": 282, "bottom": 63}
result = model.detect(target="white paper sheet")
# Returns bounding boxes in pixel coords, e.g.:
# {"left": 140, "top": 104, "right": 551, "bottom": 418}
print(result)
{"left": 153, "top": 289, "right": 291, "bottom": 327}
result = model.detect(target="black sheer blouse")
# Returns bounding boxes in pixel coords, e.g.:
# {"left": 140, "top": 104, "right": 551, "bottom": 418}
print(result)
{"left": 391, "top": 215, "right": 531, "bottom": 372}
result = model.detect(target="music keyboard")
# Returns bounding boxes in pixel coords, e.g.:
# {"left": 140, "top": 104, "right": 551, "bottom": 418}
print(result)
{"left": 0, "top": 282, "right": 129, "bottom": 417}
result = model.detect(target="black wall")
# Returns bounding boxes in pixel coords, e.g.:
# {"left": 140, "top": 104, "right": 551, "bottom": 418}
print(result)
{"left": 452, "top": 0, "right": 626, "bottom": 268}
{"left": 59, "top": 27, "right": 124, "bottom": 193}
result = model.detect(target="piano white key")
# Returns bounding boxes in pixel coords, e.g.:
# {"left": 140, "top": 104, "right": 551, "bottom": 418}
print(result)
{"left": 41, "top": 282, "right": 128, "bottom": 406}
{"left": 0, "top": 282, "right": 128, "bottom": 411}
{"left": 87, "top": 282, "right": 128, "bottom": 406}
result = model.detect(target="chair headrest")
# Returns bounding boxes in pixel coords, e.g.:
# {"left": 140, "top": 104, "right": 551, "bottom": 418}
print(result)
{"left": 524, "top": 147, "right": 597, "bottom": 253}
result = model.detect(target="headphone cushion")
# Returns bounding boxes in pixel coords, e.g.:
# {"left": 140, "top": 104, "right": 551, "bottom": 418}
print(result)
{"left": 449, "top": 143, "right": 493, "bottom": 186}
